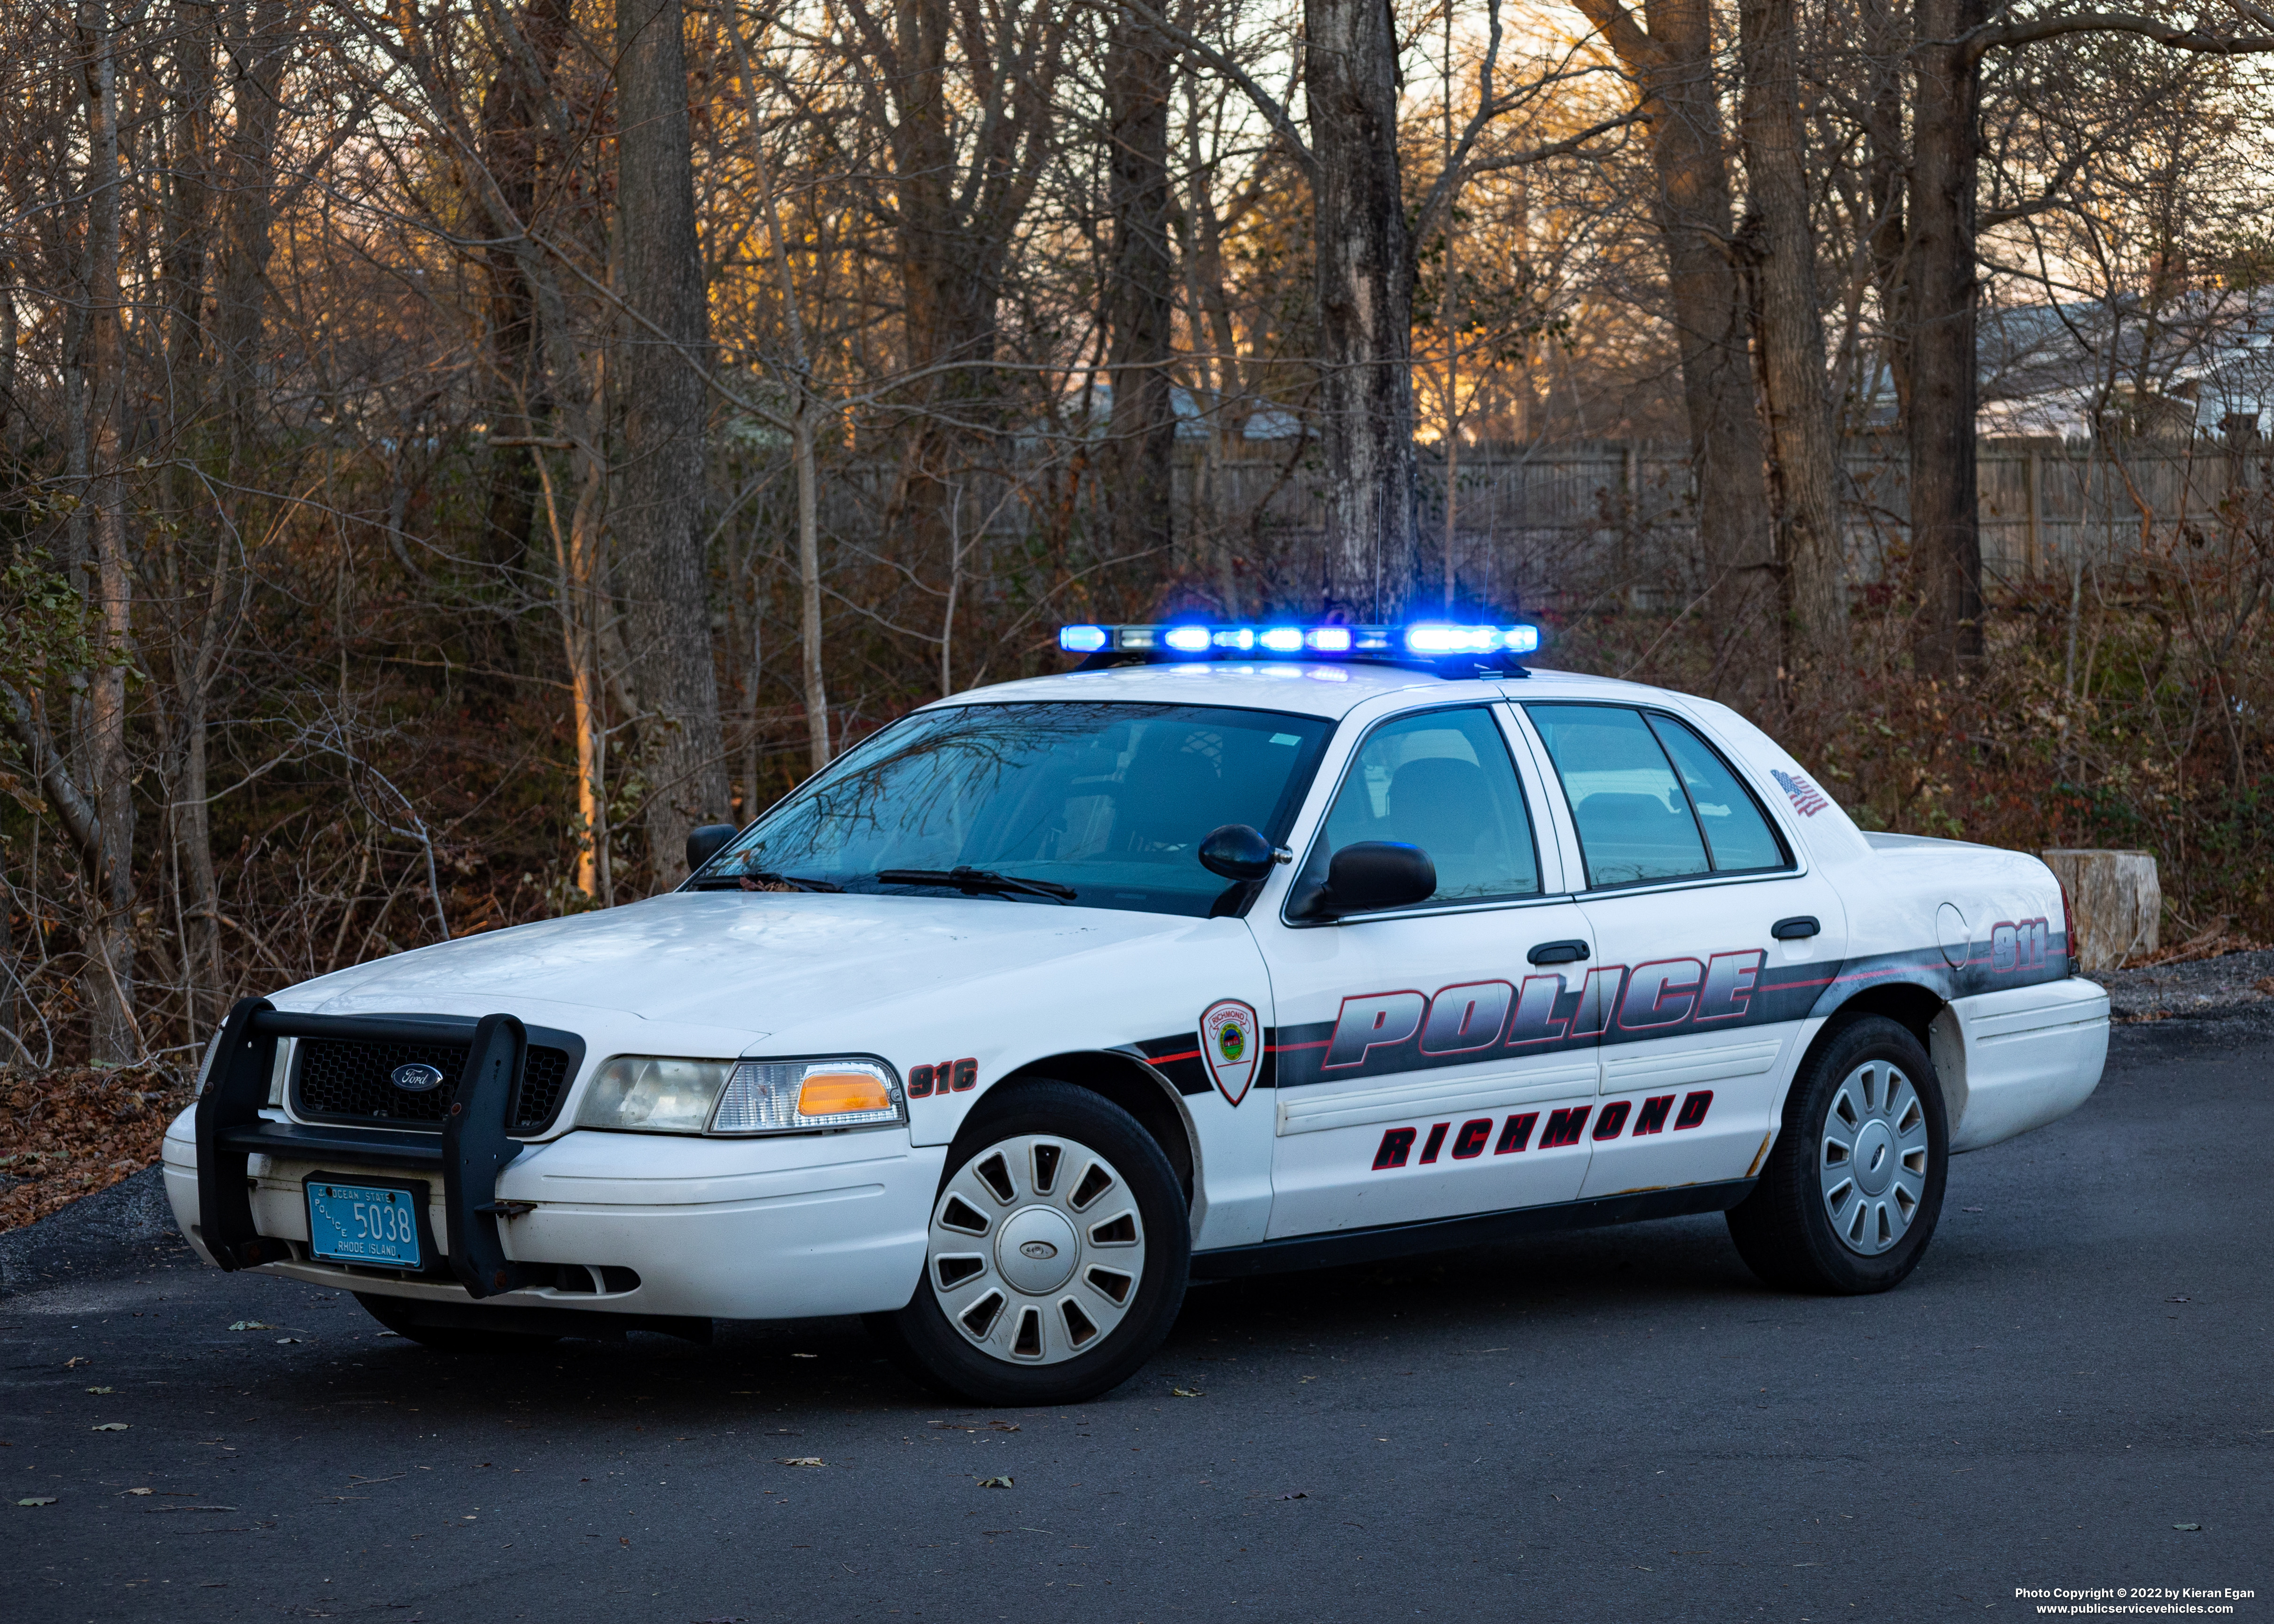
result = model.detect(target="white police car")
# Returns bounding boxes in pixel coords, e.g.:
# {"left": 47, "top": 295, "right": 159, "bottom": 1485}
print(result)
{"left": 164, "top": 622, "right": 2110, "bottom": 1404}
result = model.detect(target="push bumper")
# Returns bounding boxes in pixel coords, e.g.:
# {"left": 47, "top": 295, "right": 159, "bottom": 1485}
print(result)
{"left": 166, "top": 1110, "right": 944, "bottom": 1320}
{"left": 170, "top": 999, "right": 945, "bottom": 1322}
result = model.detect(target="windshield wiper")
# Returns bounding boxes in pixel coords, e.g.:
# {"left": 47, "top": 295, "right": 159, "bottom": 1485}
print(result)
{"left": 688, "top": 870, "right": 843, "bottom": 893}
{"left": 874, "top": 866, "right": 1077, "bottom": 903}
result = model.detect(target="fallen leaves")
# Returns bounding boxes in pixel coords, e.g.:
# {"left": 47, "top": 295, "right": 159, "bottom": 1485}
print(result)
{"left": 124, "top": 1488, "right": 153, "bottom": 1496}
{"left": 0, "top": 1065, "right": 186, "bottom": 1232}
{"left": 63, "top": 1357, "right": 88, "bottom": 1369}
{"left": 91, "top": 1422, "right": 129, "bottom": 1432}
{"left": 1276, "top": 1492, "right": 1308, "bottom": 1500}
{"left": 85, "top": 1386, "right": 113, "bottom": 1394}
{"left": 229, "top": 1321, "right": 276, "bottom": 1332}
{"left": 16, "top": 1496, "right": 58, "bottom": 1507}
{"left": 779, "top": 1457, "right": 824, "bottom": 1468}
{"left": 1170, "top": 1387, "right": 1204, "bottom": 1399}
{"left": 976, "top": 1476, "right": 1014, "bottom": 1489}
{"left": 2174, "top": 1523, "right": 2203, "bottom": 1531}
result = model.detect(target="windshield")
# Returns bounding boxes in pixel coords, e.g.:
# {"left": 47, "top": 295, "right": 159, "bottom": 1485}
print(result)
{"left": 692, "top": 701, "right": 1336, "bottom": 917}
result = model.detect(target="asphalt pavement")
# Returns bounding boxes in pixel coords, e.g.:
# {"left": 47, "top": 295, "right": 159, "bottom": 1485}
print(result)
{"left": 5, "top": 1009, "right": 2270, "bottom": 1624}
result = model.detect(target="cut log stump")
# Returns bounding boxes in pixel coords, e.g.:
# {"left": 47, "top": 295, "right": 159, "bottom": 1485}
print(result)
{"left": 2041, "top": 849, "right": 2161, "bottom": 972}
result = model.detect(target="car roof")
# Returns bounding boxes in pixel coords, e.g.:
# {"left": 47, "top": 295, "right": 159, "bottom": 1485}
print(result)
{"left": 936, "top": 660, "right": 1690, "bottom": 721}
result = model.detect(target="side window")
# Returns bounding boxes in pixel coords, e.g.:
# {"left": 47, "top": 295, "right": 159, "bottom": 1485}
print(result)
{"left": 1645, "top": 714, "right": 1790, "bottom": 873}
{"left": 1310, "top": 707, "right": 1540, "bottom": 907}
{"left": 1526, "top": 705, "right": 1708, "bottom": 886}
{"left": 1526, "top": 704, "right": 1791, "bottom": 889}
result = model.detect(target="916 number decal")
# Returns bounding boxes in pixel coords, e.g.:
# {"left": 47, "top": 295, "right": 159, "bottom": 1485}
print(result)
{"left": 907, "top": 1058, "right": 977, "bottom": 1098}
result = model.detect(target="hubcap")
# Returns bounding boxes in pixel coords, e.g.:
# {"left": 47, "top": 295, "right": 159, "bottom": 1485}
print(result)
{"left": 928, "top": 1133, "right": 1145, "bottom": 1366}
{"left": 1819, "top": 1059, "right": 1930, "bottom": 1256}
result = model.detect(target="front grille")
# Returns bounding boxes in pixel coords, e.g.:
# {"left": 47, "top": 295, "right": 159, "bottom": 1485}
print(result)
{"left": 295, "top": 1038, "right": 576, "bottom": 1134}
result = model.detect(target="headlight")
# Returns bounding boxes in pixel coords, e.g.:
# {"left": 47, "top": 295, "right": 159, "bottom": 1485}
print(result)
{"left": 574, "top": 1055, "right": 904, "bottom": 1135}
{"left": 713, "top": 1060, "right": 903, "bottom": 1133}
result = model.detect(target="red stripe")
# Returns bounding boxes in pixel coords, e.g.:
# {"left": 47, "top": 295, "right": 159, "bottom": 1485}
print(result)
{"left": 1266, "top": 1039, "right": 1331, "bottom": 1053}
{"left": 1147, "top": 1048, "right": 1202, "bottom": 1064}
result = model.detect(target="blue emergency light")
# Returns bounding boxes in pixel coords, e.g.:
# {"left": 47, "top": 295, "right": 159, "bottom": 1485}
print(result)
{"left": 1057, "top": 620, "right": 1541, "bottom": 668}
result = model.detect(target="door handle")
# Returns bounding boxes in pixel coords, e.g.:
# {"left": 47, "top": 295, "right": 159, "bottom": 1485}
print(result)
{"left": 1527, "top": 939, "right": 1590, "bottom": 965}
{"left": 1771, "top": 916, "right": 1821, "bottom": 940}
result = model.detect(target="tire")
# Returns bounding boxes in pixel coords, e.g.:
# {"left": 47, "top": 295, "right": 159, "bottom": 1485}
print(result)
{"left": 353, "top": 1291, "right": 560, "bottom": 1355}
{"left": 1726, "top": 1014, "right": 1948, "bottom": 1294}
{"left": 865, "top": 1081, "right": 1190, "bottom": 1406}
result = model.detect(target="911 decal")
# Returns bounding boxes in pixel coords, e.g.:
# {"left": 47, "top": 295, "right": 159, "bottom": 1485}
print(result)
{"left": 1370, "top": 1091, "right": 1713, "bottom": 1170}
{"left": 1990, "top": 918, "right": 2051, "bottom": 974}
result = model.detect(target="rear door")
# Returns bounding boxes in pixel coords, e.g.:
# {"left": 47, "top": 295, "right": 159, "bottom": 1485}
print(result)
{"left": 1515, "top": 702, "right": 1848, "bottom": 1200}
{"left": 1256, "top": 702, "right": 1602, "bottom": 1240}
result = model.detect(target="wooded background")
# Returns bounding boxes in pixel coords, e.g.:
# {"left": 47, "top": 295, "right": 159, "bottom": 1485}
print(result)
{"left": 2, "top": 0, "right": 2271, "bottom": 1068}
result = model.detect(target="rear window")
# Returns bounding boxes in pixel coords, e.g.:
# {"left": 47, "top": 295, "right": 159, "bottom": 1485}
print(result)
{"left": 1525, "top": 705, "right": 1790, "bottom": 889}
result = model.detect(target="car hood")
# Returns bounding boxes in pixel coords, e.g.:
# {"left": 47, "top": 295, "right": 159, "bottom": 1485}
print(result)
{"left": 287, "top": 891, "right": 1206, "bottom": 1038}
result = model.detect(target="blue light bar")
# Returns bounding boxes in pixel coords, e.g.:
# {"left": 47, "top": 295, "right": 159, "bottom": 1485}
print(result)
{"left": 1058, "top": 620, "right": 1542, "bottom": 667}
{"left": 1402, "top": 623, "right": 1541, "bottom": 657}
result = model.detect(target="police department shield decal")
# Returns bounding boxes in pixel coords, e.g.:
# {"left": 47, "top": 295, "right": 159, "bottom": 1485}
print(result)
{"left": 1199, "top": 999, "right": 1259, "bottom": 1107}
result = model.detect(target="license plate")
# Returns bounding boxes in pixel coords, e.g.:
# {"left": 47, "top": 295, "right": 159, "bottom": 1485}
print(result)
{"left": 306, "top": 1180, "right": 425, "bottom": 1268}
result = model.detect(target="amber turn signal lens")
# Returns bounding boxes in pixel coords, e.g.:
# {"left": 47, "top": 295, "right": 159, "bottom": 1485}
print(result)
{"left": 798, "top": 1072, "right": 893, "bottom": 1116}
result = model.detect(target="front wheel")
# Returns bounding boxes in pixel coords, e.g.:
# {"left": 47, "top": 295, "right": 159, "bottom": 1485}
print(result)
{"left": 1726, "top": 1014, "right": 1948, "bottom": 1294}
{"left": 866, "top": 1082, "right": 1190, "bottom": 1406}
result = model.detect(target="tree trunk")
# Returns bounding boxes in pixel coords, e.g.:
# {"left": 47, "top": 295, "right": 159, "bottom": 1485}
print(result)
{"left": 478, "top": 0, "right": 570, "bottom": 572}
{"left": 161, "top": 3, "right": 221, "bottom": 1033}
{"left": 1907, "top": 0, "right": 1986, "bottom": 678}
{"left": 78, "top": 0, "right": 138, "bottom": 1062}
{"left": 1305, "top": 0, "right": 1417, "bottom": 618}
{"left": 794, "top": 407, "right": 829, "bottom": 768}
{"left": 616, "top": 0, "right": 729, "bottom": 879}
{"left": 1738, "top": 0, "right": 1846, "bottom": 664}
{"left": 1861, "top": 0, "right": 1911, "bottom": 421}
{"left": 2041, "top": 848, "right": 2160, "bottom": 972}
{"left": 217, "top": 0, "right": 285, "bottom": 461}
{"left": 1105, "top": 6, "right": 1177, "bottom": 564}
{"left": 1573, "top": 0, "right": 1776, "bottom": 696}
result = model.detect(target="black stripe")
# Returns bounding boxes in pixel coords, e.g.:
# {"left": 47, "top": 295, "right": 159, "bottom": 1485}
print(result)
{"left": 1189, "top": 1180, "right": 1756, "bottom": 1278}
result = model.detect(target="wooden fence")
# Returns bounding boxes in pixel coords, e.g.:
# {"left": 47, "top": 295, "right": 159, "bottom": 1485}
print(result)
{"left": 796, "top": 431, "right": 2270, "bottom": 609}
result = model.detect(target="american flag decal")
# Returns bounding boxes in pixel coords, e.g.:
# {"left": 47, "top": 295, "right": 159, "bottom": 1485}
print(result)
{"left": 1772, "top": 769, "right": 1829, "bottom": 817}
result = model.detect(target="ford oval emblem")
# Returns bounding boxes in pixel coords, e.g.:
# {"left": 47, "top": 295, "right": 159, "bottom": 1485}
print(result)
{"left": 390, "top": 1062, "right": 445, "bottom": 1093}
{"left": 1019, "top": 1240, "right": 1059, "bottom": 1261}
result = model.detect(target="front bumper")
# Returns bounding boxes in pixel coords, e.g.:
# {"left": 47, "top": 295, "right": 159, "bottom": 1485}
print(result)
{"left": 167, "top": 1000, "right": 945, "bottom": 1322}
{"left": 165, "top": 1108, "right": 943, "bottom": 1319}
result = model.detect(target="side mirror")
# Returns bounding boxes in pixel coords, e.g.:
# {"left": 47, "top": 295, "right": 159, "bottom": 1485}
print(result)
{"left": 1199, "top": 824, "right": 1277, "bottom": 881}
{"left": 1324, "top": 841, "right": 1436, "bottom": 913}
{"left": 685, "top": 823, "right": 740, "bottom": 874}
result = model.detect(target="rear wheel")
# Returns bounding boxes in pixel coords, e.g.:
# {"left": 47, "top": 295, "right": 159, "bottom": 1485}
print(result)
{"left": 866, "top": 1082, "right": 1189, "bottom": 1406}
{"left": 353, "top": 1291, "right": 560, "bottom": 1354}
{"left": 1726, "top": 1015, "right": 1948, "bottom": 1294}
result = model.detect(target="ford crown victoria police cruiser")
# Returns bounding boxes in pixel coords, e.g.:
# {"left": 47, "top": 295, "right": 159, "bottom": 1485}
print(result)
{"left": 164, "top": 622, "right": 2110, "bottom": 1404}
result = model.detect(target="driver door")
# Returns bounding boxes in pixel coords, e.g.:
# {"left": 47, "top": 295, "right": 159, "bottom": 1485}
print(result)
{"left": 1256, "top": 703, "right": 1603, "bottom": 1241}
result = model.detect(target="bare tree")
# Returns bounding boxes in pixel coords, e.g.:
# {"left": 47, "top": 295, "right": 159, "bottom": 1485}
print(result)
{"left": 1105, "top": 2, "right": 1179, "bottom": 565}
{"left": 1572, "top": 0, "right": 1777, "bottom": 692}
{"left": 1739, "top": 0, "right": 1846, "bottom": 665}
{"left": 616, "top": 0, "right": 730, "bottom": 879}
